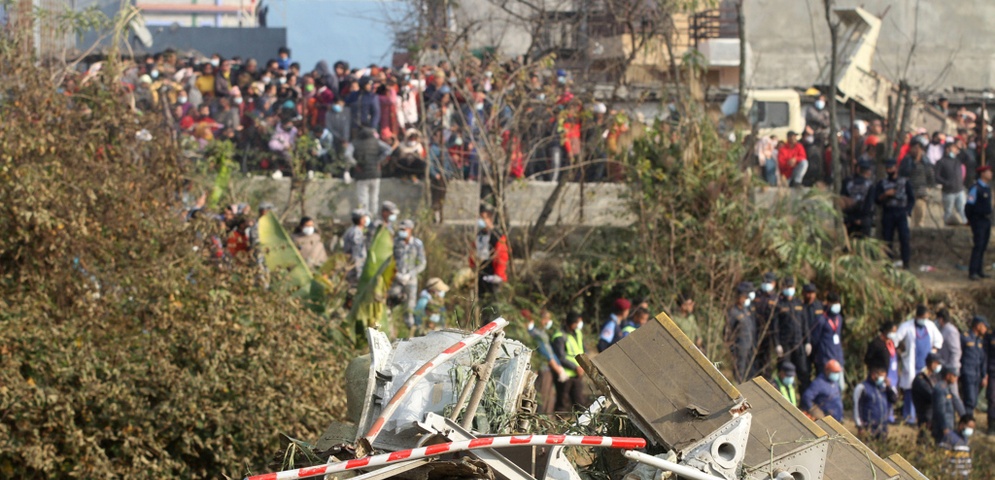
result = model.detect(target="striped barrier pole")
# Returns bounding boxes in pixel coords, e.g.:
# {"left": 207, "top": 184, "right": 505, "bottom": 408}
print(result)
{"left": 245, "top": 434, "right": 647, "bottom": 480}
{"left": 357, "top": 317, "right": 509, "bottom": 453}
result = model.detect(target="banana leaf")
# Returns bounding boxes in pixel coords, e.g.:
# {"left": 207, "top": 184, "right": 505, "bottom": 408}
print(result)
{"left": 347, "top": 224, "right": 395, "bottom": 345}
{"left": 257, "top": 211, "right": 316, "bottom": 298}
{"left": 206, "top": 141, "right": 235, "bottom": 210}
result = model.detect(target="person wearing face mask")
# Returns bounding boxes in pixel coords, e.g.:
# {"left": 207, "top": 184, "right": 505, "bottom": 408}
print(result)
{"left": 804, "top": 93, "right": 830, "bottom": 142}
{"left": 799, "top": 283, "right": 822, "bottom": 388}
{"left": 774, "top": 277, "right": 809, "bottom": 392}
{"left": 752, "top": 272, "right": 779, "bottom": 378}
{"left": 391, "top": 219, "right": 426, "bottom": 329}
{"left": 911, "top": 353, "right": 943, "bottom": 443}
{"left": 291, "top": 216, "right": 327, "bottom": 269}
{"left": 939, "top": 414, "right": 975, "bottom": 478}
{"left": 550, "top": 312, "right": 587, "bottom": 412}
{"left": 958, "top": 316, "right": 989, "bottom": 416}
{"left": 896, "top": 305, "right": 944, "bottom": 424}
{"left": 935, "top": 141, "right": 967, "bottom": 225}
{"left": 841, "top": 160, "right": 876, "bottom": 238}
{"left": 526, "top": 309, "right": 567, "bottom": 414}
{"left": 771, "top": 361, "right": 798, "bottom": 407}
{"left": 341, "top": 209, "right": 369, "bottom": 286}
{"left": 932, "top": 366, "right": 965, "bottom": 443}
{"left": 414, "top": 278, "right": 448, "bottom": 333}
{"left": 810, "top": 292, "right": 845, "bottom": 390}
{"left": 598, "top": 298, "right": 631, "bottom": 353}
{"left": 874, "top": 158, "right": 914, "bottom": 268}
{"left": 800, "top": 359, "right": 843, "bottom": 421}
{"left": 965, "top": 165, "right": 993, "bottom": 280}
{"left": 853, "top": 367, "right": 897, "bottom": 439}
{"left": 725, "top": 282, "right": 757, "bottom": 383}
{"left": 470, "top": 206, "right": 509, "bottom": 304}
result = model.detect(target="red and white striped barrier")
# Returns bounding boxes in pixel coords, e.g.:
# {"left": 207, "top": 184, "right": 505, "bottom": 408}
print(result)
{"left": 245, "top": 435, "right": 647, "bottom": 480}
{"left": 358, "top": 318, "right": 509, "bottom": 450}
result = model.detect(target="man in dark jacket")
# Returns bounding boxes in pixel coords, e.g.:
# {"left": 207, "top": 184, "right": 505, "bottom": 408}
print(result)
{"left": 854, "top": 367, "right": 897, "bottom": 439}
{"left": 965, "top": 165, "right": 993, "bottom": 280}
{"left": 753, "top": 272, "right": 780, "bottom": 378}
{"left": 959, "top": 316, "right": 989, "bottom": 415}
{"left": 351, "top": 127, "right": 392, "bottom": 212}
{"left": 932, "top": 366, "right": 966, "bottom": 443}
{"left": 800, "top": 283, "right": 822, "bottom": 390}
{"left": 726, "top": 282, "right": 756, "bottom": 383}
{"left": 775, "top": 277, "right": 808, "bottom": 391}
{"left": 875, "top": 159, "right": 915, "bottom": 268}
{"left": 911, "top": 353, "right": 942, "bottom": 442}
{"left": 935, "top": 142, "right": 967, "bottom": 225}
{"left": 899, "top": 136, "right": 932, "bottom": 228}
{"left": 841, "top": 160, "right": 875, "bottom": 238}
{"left": 325, "top": 97, "right": 352, "bottom": 168}
{"left": 811, "top": 292, "right": 845, "bottom": 379}
{"left": 348, "top": 77, "right": 381, "bottom": 130}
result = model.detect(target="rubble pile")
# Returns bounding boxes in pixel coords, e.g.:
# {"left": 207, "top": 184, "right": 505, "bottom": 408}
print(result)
{"left": 247, "top": 315, "right": 929, "bottom": 480}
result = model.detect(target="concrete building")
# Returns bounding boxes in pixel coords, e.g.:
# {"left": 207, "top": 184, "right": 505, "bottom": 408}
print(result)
{"left": 743, "top": 0, "right": 995, "bottom": 92}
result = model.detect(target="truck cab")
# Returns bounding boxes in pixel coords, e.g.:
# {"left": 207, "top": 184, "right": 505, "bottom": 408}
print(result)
{"left": 721, "top": 89, "right": 805, "bottom": 140}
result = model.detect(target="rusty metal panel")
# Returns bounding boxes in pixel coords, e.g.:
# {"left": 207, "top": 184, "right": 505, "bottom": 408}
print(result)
{"left": 591, "top": 313, "right": 744, "bottom": 451}
{"left": 815, "top": 417, "right": 899, "bottom": 480}
{"left": 737, "top": 377, "right": 827, "bottom": 468}
{"left": 884, "top": 454, "right": 928, "bottom": 480}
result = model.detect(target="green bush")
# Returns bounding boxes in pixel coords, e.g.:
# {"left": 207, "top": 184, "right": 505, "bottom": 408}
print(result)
{"left": 0, "top": 38, "right": 348, "bottom": 479}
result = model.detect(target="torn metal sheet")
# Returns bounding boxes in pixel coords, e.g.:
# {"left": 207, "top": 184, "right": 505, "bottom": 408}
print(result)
{"left": 744, "top": 437, "right": 829, "bottom": 480}
{"left": 680, "top": 413, "right": 752, "bottom": 480}
{"left": 736, "top": 377, "right": 827, "bottom": 468}
{"left": 355, "top": 329, "right": 533, "bottom": 452}
{"left": 591, "top": 313, "right": 745, "bottom": 452}
{"left": 415, "top": 412, "right": 534, "bottom": 480}
{"left": 815, "top": 417, "right": 899, "bottom": 480}
{"left": 355, "top": 327, "right": 394, "bottom": 443}
{"left": 883, "top": 454, "right": 928, "bottom": 480}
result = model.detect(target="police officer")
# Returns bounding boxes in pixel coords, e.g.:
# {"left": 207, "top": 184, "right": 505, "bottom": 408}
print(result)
{"left": 753, "top": 272, "right": 780, "bottom": 378}
{"left": 725, "top": 282, "right": 756, "bottom": 383}
{"left": 959, "top": 316, "right": 989, "bottom": 416}
{"left": 772, "top": 361, "right": 799, "bottom": 406}
{"left": 965, "top": 165, "right": 992, "bottom": 280}
{"left": 841, "top": 160, "right": 875, "bottom": 238}
{"left": 775, "top": 277, "right": 809, "bottom": 393}
{"left": 932, "top": 366, "right": 965, "bottom": 443}
{"left": 392, "top": 219, "right": 426, "bottom": 328}
{"left": 801, "top": 283, "right": 822, "bottom": 390}
{"left": 874, "top": 158, "right": 915, "bottom": 269}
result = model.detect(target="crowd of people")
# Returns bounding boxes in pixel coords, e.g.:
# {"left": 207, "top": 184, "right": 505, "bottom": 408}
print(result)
{"left": 97, "top": 47, "right": 633, "bottom": 224}
{"left": 721, "top": 272, "right": 992, "bottom": 477}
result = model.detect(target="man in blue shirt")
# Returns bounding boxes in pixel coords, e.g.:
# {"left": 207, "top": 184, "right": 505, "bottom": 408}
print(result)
{"left": 810, "top": 292, "right": 845, "bottom": 385}
{"left": 598, "top": 298, "right": 630, "bottom": 352}
{"left": 853, "top": 367, "right": 897, "bottom": 439}
{"left": 964, "top": 165, "right": 992, "bottom": 280}
{"left": 801, "top": 359, "right": 844, "bottom": 421}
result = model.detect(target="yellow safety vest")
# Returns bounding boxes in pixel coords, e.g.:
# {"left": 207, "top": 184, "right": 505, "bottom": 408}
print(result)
{"left": 774, "top": 377, "right": 798, "bottom": 406}
{"left": 552, "top": 329, "right": 584, "bottom": 377}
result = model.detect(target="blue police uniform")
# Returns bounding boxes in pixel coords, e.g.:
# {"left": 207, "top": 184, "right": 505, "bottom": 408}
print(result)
{"left": 874, "top": 173, "right": 914, "bottom": 267}
{"left": 841, "top": 174, "right": 875, "bottom": 238}
{"left": 987, "top": 332, "right": 995, "bottom": 434}
{"left": 811, "top": 312, "right": 845, "bottom": 376}
{"left": 965, "top": 179, "right": 992, "bottom": 278}
{"left": 726, "top": 304, "right": 756, "bottom": 384}
{"left": 959, "top": 331, "right": 987, "bottom": 414}
{"left": 801, "top": 373, "right": 843, "bottom": 421}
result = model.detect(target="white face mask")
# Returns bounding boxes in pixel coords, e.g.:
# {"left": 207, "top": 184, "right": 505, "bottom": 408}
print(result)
{"left": 576, "top": 321, "right": 584, "bottom": 331}
{"left": 301, "top": 226, "right": 315, "bottom": 235}
{"left": 761, "top": 282, "right": 774, "bottom": 293}
{"left": 887, "top": 332, "right": 900, "bottom": 343}
{"left": 429, "top": 313, "right": 441, "bottom": 323}
{"left": 475, "top": 102, "right": 484, "bottom": 111}
{"left": 933, "top": 364, "right": 942, "bottom": 374}
{"left": 388, "top": 213, "right": 398, "bottom": 223}
{"left": 743, "top": 298, "right": 752, "bottom": 308}
{"left": 915, "top": 318, "right": 925, "bottom": 326}
{"left": 527, "top": 322, "right": 535, "bottom": 331}
{"left": 278, "top": 77, "right": 286, "bottom": 85}
{"left": 234, "top": 97, "right": 243, "bottom": 105}
{"left": 544, "top": 319, "right": 553, "bottom": 330}
{"left": 830, "top": 304, "right": 841, "bottom": 315}
{"left": 436, "top": 290, "right": 446, "bottom": 299}
{"left": 398, "top": 230, "right": 409, "bottom": 239}
{"left": 210, "top": 59, "right": 220, "bottom": 67}
{"left": 963, "top": 427, "right": 974, "bottom": 438}
{"left": 815, "top": 100, "right": 825, "bottom": 110}
{"left": 477, "top": 218, "right": 486, "bottom": 229}
{"left": 178, "top": 97, "right": 187, "bottom": 104}
{"left": 783, "top": 287, "right": 796, "bottom": 298}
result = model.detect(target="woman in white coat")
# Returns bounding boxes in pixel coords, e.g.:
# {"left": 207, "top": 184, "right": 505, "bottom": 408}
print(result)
{"left": 895, "top": 305, "right": 943, "bottom": 424}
